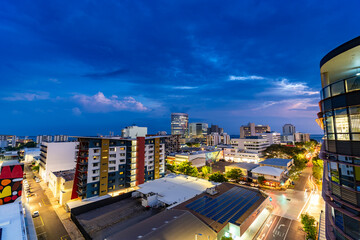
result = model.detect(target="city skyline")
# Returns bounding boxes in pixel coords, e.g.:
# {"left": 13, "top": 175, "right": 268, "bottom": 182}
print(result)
{"left": 1, "top": 1, "right": 358, "bottom": 135}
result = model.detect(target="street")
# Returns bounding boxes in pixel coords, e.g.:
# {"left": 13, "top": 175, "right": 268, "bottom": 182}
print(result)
{"left": 255, "top": 166, "right": 324, "bottom": 240}
{"left": 24, "top": 164, "right": 70, "bottom": 240}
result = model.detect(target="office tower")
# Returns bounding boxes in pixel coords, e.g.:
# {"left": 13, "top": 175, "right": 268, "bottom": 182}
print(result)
{"left": 318, "top": 36, "right": 360, "bottom": 240}
{"left": 207, "top": 124, "right": 224, "bottom": 134}
{"left": 282, "top": 124, "right": 296, "bottom": 135}
{"left": 188, "top": 123, "right": 208, "bottom": 137}
{"left": 240, "top": 123, "right": 271, "bottom": 138}
{"left": 171, "top": 113, "right": 188, "bottom": 137}
{"left": 71, "top": 136, "right": 167, "bottom": 199}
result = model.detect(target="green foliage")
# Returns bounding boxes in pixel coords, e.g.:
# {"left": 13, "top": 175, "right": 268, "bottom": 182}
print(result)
{"left": 301, "top": 213, "right": 317, "bottom": 240}
{"left": 221, "top": 236, "right": 233, "bottom": 240}
{"left": 201, "top": 166, "right": 212, "bottom": 176}
{"left": 177, "top": 162, "right": 199, "bottom": 177}
{"left": 264, "top": 144, "right": 308, "bottom": 172}
{"left": 226, "top": 169, "right": 243, "bottom": 182}
{"left": 209, "top": 172, "right": 228, "bottom": 182}
{"left": 258, "top": 176, "right": 266, "bottom": 185}
{"left": 312, "top": 158, "right": 323, "bottom": 182}
{"left": 32, "top": 165, "right": 39, "bottom": 172}
{"left": 166, "top": 163, "right": 176, "bottom": 173}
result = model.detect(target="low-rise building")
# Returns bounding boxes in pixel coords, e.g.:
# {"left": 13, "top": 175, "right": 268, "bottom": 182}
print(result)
{"left": 23, "top": 148, "right": 41, "bottom": 162}
{"left": 251, "top": 166, "right": 286, "bottom": 186}
{"left": 256, "top": 131, "right": 281, "bottom": 145}
{"left": 225, "top": 162, "right": 260, "bottom": 179}
{"left": 166, "top": 150, "right": 223, "bottom": 167}
{"left": 223, "top": 148, "right": 262, "bottom": 163}
{"left": 231, "top": 136, "right": 270, "bottom": 154}
{"left": 49, "top": 169, "right": 75, "bottom": 205}
{"left": 259, "top": 158, "right": 294, "bottom": 172}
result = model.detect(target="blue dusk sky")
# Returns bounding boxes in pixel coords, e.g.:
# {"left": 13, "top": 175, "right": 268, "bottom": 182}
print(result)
{"left": 0, "top": 1, "right": 359, "bottom": 136}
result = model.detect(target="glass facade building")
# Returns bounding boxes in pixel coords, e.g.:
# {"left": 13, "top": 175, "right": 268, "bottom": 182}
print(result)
{"left": 171, "top": 113, "right": 189, "bottom": 137}
{"left": 318, "top": 36, "right": 360, "bottom": 240}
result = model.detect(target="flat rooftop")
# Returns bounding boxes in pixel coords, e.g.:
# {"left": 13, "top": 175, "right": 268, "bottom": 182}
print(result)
{"left": 259, "top": 158, "right": 292, "bottom": 167}
{"left": 228, "top": 162, "right": 259, "bottom": 171}
{"left": 0, "top": 201, "right": 27, "bottom": 240}
{"left": 136, "top": 174, "right": 218, "bottom": 205}
{"left": 174, "top": 183, "right": 266, "bottom": 232}
{"left": 76, "top": 197, "right": 163, "bottom": 240}
{"left": 52, "top": 169, "right": 75, "bottom": 181}
{"left": 252, "top": 166, "right": 284, "bottom": 177}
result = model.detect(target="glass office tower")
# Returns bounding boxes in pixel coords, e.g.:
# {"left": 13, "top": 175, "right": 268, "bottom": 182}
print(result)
{"left": 171, "top": 113, "right": 188, "bottom": 137}
{"left": 318, "top": 36, "right": 360, "bottom": 240}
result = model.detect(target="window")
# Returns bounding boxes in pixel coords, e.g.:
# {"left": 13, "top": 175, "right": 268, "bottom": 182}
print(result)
{"left": 92, "top": 177, "right": 99, "bottom": 181}
{"left": 119, "top": 172, "right": 124, "bottom": 175}
{"left": 334, "top": 108, "right": 349, "bottom": 139}
{"left": 323, "top": 86, "right": 331, "bottom": 98}
{"left": 330, "top": 162, "right": 340, "bottom": 184}
{"left": 109, "top": 167, "right": 116, "bottom": 171}
{"left": 346, "top": 76, "right": 360, "bottom": 92}
{"left": 109, "top": 160, "right": 116, "bottom": 164}
{"left": 109, "top": 148, "right": 115, "bottom": 152}
{"left": 93, "top": 183, "right": 98, "bottom": 187}
{"left": 93, "top": 163, "right": 99, "bottom": 167}
{"left": 120, "top": 153, "right": 125, "bottom": 157}
{"left": 331, "top": 81, "right": 345, "bottom": 96}
{"left": 119, "top": 147, "right": 125, "bottom": 151}
{"left": 92, "top": 191, "right": 98, "bottom": 195}
{"left": 93, "top": 149, "right": 100, "bottom": 153}
{"left": 109, "top": 154, "right": 116, "bottom": 158}
{"left": 349, "top": 107, "right": 360, "bottom": 133}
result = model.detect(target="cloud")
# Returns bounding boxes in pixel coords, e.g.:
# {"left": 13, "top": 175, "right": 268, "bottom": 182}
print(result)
{"left": 72, "top": 107, "right": 82, "bottom": 116}
{"left": 83, "top": 68, "right": 130, "bottom": 79}
{"left": 49, "top": 78, "right": 60, "bottom": 84}
{"left": 3, "top": 92, "right": 50, "bottom": 101}
{"left": 172, "top": 86, "right": 198, "bottom": 90}
{"left": 228, "top": 75, "right": 265, "bottom": 81}
{"left": 73, "top": 92, "right": 148, "bottom": 112}
{"left": 261, "top": 78, "right": 318, "bottom": 96}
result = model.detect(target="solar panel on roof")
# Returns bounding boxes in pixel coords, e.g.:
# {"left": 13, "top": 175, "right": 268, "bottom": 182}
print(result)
{"left": 187, "top": 186, "right": 261, "bottom": 225}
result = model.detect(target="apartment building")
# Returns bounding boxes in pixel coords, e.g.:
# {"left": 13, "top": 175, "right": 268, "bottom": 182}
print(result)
{"left": 0, "top": 135, "right": 16, "bottom": 148}
{"left": 206, "top": 132, "right": 231, "bottom": 146}
{"left": 318, "top": 36, "right": 360, "bottom": 240}
{"left": 39, "top": 142, "right": 78, "bottom": 182}
{"left": 256, "top": 131, "right": 281, "bottom": 145}
{"left": 171, "top": 113, "right": 188, "bottom": 137}
{"left": 231, "top": 136, "right": 270, "bottom": 154}
{"left": 240, "top": 123, "right": 270, "bottom": 138}
{"left": 71, "top": 136, "right": 167, "bottom": 200}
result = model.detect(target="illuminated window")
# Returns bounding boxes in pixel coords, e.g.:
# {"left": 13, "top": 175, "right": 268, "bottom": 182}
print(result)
{"left": 331, "top": 81, "right": 345, "bottom": 96}
{"left": 346, "top": 76, "right": 360, "bottom": 92}
{"left": 335, "top": 108, "right": 349, "bottom": 134}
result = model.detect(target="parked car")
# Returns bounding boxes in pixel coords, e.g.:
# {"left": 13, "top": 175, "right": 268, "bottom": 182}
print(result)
{"left": 35, "top": 178, "right": 40, "bottom": 183}
{"left": 32, "top": 211, "right": 39, "bottom": 218}
{"left": 238, "top": 181, "right": 246, "bottom": 185}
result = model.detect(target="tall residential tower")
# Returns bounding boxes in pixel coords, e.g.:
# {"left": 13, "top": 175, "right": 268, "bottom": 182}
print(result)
{"left": 318, "top": 36, "right": 360, "bottom": 240}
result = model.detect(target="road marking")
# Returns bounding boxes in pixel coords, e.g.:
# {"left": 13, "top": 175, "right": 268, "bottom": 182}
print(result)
{"left": 39, "top": 202, "right": 42, "bottom": 207}
{"left": 273, "top": 216, "right": 282, "bottom": 236}
{"left": 283, "top": 220, "right": 292, "bottom": 240}
{"left": 60, "top": 235, "right": 70, "bottom": 240}
{"left": 39, "top": 216, "right": 44, "bottom": 227}
{"left": 37, "top": 232, "right": 46, "bottom": 236}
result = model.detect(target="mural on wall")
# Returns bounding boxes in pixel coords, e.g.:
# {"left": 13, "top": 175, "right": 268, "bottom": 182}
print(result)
{"left": 0, "top": 163, "right": 23, "bottom": 205}
{"left": 205, "top": 150, "right": 224, "bottom": 163}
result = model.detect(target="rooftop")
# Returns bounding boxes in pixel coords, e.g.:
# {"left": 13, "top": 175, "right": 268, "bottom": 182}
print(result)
{"left": 107, "top": 209, "right": 216, "bottom": 240}
{"left": 52, "top": 169, "right": 75, "bottom": 181}
{"left": 0, "top": 160, "right": 21, "bottom": 168}
{"left": 259, "top": 158, "right": 293, "bottom": 167}
{"left": 136, "top": 174, "right": 218, "bottom": 205}
{"left": 174, "top": 183, "right": 266, "bottom": 232}
{"left": 251, "top": 166, "right": 284, "bottom": 177}
{"left": 0, "top": 201, "right": 27, "bottom": 240}
{"left": 228, "top": 162, "right": 260, "bottom": 171}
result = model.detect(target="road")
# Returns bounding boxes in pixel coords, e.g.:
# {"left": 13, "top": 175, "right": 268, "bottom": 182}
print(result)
{"left": 24, "top": 164, "right": 71, "bottom": 240}
{"left": 255, "top": 166, "right": 324, "bottom": 240}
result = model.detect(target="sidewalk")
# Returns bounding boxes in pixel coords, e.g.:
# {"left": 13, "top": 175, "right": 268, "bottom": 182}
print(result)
{"left": 39, "top": 180, "right": 84, "bottom": 240}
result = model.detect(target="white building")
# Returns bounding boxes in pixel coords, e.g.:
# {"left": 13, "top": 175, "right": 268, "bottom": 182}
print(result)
{"left": 256, "top": 132, "right": 281, "bottom": 145}
{"left": 206, "top": 132, "right": 231, "bottom": 146}
{"left": 0, "top": 201, "right": 28, "bottom": 240}
{"left": 251, "top": 166, "right": 285, "bottom": 182}
{"left": 223, "top": 148, "right": 262, "bottom": 163}
{"left": 282, "top": 124, "right": 296, "bottom": 135}
{"left": 0, "top": 135, "right": 16, "bottom": 148}
{"left": 39, "top": 142, "right": 78, "bottom": 182}
{"left": 231, "top": 136, "right": 270, "bottom": 154}
{"left": 122, "top": 126, "right": 148, "bottom": 138}
{"left": 24, "top": 148, "right": 41, "bottom": 162}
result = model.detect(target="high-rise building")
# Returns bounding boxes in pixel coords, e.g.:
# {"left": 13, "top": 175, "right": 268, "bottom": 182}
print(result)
{"left": 207, "top": 124, "right": 224, "bottom": 134}
{"left": 257, "top": 132, "right": 281, "bottom": 145}
{"left": 189, "top": 122, "right": 208, "bottom": 137}
{"left": 318, "top": 36, "right": 360, "bottom": 240}
{"left": 71, "top": 136, "right": 167, "bottom": 199}
{"left": 282, "top": 124, "right": 296, "bottom": 136}
{"left": 171, "top": 113, "right": 188, "bottom": 137}
{"left": 240, "top": 123, "right": 270, "bottom": 138}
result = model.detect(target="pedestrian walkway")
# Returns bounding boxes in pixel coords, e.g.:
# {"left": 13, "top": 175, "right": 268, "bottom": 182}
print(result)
{"left": 318, "top": 210, "right": 326, "bottom": 240}
{"left": 39, "top": 180, "right": 84, "bottom": 240}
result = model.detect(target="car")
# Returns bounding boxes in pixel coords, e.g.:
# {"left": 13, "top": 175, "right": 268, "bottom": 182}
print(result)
{"left": 238, "top": 181, "right": 246, "bottom": 185}
{"left": 32, "top": 211, "right": 39, "bottom": 218}
{"left": 35, "top": 179, "right": 40, "bottom": 183}
{"left": 23, "top": 180, "right": 28, "bottom": 184}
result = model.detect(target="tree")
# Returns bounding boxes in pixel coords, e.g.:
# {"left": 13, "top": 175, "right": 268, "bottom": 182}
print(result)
{"left": 166, "top": 163, "right": 176, "bottom": 173}
{"left": 177, "top": 162, "right": 199, "bottom": 177}
{"left": 209, "top": 172, "right": 228, "bottom": 182}
{"left": 226, "top": 169, "right": 243, "bottom": 182}
{"left": 301, "top": 213, "right": 317, "bottom": 240}
{"left": 258, "top": 176, "right": 266, "bottom": 185}
{"left": 32, "top": 165, "right": 39, "bottom": 172}
{"left": 312, "top": 158, "right": 323, "bottom": 182}
{"left": 221, "top": 236, "right": 233, "bottom": 240}
{"left": 201, "top": 166, "right": 212, "bottom": 176}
